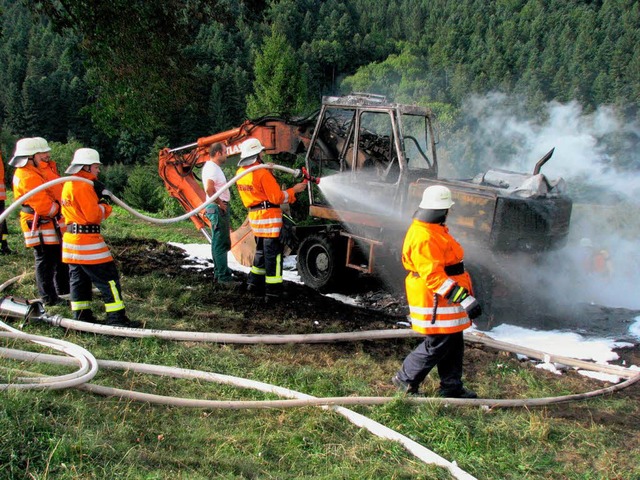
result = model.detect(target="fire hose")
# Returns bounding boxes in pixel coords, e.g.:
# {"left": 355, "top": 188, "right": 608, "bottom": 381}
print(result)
{"left": 1, "top": 292, "right": 638, "bottom": 403}
{"left": 0, "top": 163, "right": 304, "bottom": 228}
{"left": 2, "top": 303, "right": 639, "bottom": 480}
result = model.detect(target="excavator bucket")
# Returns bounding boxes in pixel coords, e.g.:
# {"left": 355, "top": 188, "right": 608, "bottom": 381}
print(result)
{"left": 230, "top": 218, "right": 256, "bottom": 267}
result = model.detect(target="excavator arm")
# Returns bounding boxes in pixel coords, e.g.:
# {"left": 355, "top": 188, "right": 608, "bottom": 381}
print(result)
{"left": 158, "top": 116, "right": 316, "bottom": 259}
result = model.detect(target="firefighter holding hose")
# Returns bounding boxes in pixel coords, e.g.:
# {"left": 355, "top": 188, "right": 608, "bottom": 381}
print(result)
{"left": 10, "top": 137, "right": 69, "bottom": 305}
{"left": 392, "top": 185, "right": 482, "bottom": 398}
{"left": 61, "top": 148, "right": 140, "bottom": 328}
{"left": 235, "top": 138, "right": 307, "bottom": 303}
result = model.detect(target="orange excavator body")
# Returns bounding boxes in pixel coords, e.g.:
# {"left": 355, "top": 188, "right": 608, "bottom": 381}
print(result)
{"left": 158, "top": 117, "right": 315, "bottom": 264}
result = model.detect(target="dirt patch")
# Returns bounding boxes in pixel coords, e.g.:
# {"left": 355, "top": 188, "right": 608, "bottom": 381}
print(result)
{"left": 110, "top": 237, "right": 640, "bottom": 430}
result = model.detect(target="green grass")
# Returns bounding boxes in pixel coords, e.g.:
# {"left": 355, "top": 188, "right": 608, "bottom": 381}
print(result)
{"left": 1, "top": 205, "right": 639, "bottom": 479}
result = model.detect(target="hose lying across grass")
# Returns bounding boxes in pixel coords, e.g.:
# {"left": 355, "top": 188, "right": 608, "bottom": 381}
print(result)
{"left": 2, "top": 313, "right": 638, "bottom": 480}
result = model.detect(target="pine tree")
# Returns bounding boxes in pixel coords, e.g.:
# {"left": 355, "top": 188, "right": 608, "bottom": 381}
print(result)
{"left": 246, "top": 29, "right": 310, "bottom": 118}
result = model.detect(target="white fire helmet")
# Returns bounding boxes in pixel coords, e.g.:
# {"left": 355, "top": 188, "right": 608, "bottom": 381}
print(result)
{"left": 419, "top": 185, "right": 455, "bottom": 210}
{"left": 65, "top": 148, "right": 102, "bottom": 174}
{"left": 9, "top": 138, "right": 40, "bottom": 167}
{"left": 32, "top": 137, "right": 51, "bottom": 154}
{"left": 238, "top": 138, "right": 265, "bottom": 166}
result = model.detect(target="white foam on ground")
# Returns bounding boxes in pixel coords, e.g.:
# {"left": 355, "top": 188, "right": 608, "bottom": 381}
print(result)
{"left": 171, "top": 243, "right": 640, "bottom": 379}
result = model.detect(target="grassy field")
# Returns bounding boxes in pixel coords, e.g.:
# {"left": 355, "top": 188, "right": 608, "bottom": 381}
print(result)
{"left": 1, "top": 204, "right": 639, "bottom": 479}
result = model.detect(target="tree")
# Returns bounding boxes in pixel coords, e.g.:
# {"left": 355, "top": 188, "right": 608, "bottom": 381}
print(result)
{"left": 28, "top": 1, "right": 259, "bottom": 137}
{"left": 246, "top": 30, "right": 311, "bottom": 118}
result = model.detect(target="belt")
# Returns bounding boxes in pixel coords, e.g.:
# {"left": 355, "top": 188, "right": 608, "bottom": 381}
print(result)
{"left": 444, "top": 262, "right": 465, "bottom": 275}
{"left": 248, "top": 201, "right": 280, "bottom": 211}
{"left": 68, "top": 223, "right": 101, "bottom": 234}
{"left": 410, "top": 261, "right": 465, "bottom": 278}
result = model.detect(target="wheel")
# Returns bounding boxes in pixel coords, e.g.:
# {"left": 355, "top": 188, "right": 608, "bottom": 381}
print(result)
{"left": 296, "top": 235, "right": 344, "bottom": 291}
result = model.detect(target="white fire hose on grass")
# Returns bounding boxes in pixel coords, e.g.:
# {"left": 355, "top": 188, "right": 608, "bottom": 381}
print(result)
{"left": 2, "top": 309, "right": 639, "bottom": 480}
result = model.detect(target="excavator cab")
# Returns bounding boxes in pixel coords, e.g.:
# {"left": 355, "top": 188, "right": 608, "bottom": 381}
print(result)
{"left": 294, "top": 94, "right": 440, "bottom": 290}
{"left": 303, "top": 93, "right": 437, "bottom": 226}
{"left": 294, "top": 93, "right": 572, "bottom": 293}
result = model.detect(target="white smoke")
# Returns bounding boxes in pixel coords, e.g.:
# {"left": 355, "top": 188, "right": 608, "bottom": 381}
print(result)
{"left": 459, "top": 92, "right": 640, "bottom": 202}
{"left": 454, "top": 93, "right": 640, "bottom": 316}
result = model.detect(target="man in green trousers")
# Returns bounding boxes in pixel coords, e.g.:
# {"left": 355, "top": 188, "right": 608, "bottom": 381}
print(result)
{"left": 202, "top": 142, "right": 240, "bottom": 286}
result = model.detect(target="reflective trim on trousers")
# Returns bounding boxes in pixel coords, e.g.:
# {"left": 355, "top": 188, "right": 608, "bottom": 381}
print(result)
{"left": 104, "top": 280, "right": 125, "bottom": 312}
{"left": 265, "top": 253, "right": 283, "bottom": 284}
{"left": 250, "top": 266, "right": 266, "bottom": 276}
{"left": 71, "top": 300, "right": 91, "bottom": 311}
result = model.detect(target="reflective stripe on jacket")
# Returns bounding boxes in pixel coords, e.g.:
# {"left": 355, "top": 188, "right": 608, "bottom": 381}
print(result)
{"left": 12, "top": 163, "right": 62, "bottom": 247}
{"left": 236, "top": 163, "right": 296, "bottom": 238}
{"left": 61, "top": 170, "right": 113, "bottom": 265}
{"left": 402, "top": 219, "right": 473, "bottom": 335}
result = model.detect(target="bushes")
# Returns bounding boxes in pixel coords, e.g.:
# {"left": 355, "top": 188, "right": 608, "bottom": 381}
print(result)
{"left": 122, "top": 164, "right": 164, "bottom": 213}
{"left": 101, "top": 163, "right": 129, "bottom": 197}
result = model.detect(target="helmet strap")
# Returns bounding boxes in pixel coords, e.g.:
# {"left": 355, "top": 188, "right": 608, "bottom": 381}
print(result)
{"left": 414, "top": 208, "right": 448, "bottom": 224}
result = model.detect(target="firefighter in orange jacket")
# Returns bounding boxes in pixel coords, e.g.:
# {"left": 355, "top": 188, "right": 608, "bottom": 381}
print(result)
{"left": 61, "top": 148, "right": 140, "bottom": 328}
{"left": 1, "top": 148, "right": 13, "bottom": 254}
{"left": 392, "top": 185, "right": 482, "bottom": 398}
{"left": 10, "top": 137, "right": 69, "bottom": 304}
{"left": 235, "top": 138, "right": 307, "bottom": 302}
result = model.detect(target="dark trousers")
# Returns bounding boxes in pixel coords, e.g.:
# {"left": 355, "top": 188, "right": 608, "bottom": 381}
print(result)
{"left": 69, "top": 261, "right": 125, "bottom": 321}
{"left": 248, "top": 236, "right": 283, "bottom": 296}
{"left": 205, "top": 205, "right": 233, "bottom": 281}
{"left": 397, "top": 331, "right": 465, "bottom": 394}
{"left": 33, "top": 243, "right": 69, "bottom": 303}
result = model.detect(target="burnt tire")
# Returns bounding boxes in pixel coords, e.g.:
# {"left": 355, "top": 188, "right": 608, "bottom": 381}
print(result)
{"left": 296, "top": 235, "right": 344, "bottom": 291}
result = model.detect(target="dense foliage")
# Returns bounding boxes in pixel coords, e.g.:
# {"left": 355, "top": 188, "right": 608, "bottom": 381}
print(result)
{"left": 1, "top": 0, "right": 638, "bottom": 172}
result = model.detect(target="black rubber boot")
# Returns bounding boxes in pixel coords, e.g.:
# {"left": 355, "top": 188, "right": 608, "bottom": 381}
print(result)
{"left": 106, "top": 313, "right": 142, "bottom": 328}
{"left": 74, "top": 309, "right": 100, "bottom": 323}
{"left": 437, "top": 387, "right": 478, "bottom": 399}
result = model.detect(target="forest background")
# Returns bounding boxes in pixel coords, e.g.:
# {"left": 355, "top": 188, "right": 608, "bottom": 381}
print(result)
{"left": 1, "top": 0, "right": 639, "bottom": 211}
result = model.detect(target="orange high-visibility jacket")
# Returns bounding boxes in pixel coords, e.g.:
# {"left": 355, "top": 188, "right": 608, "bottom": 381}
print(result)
{"left": 0, "top": 151, "right": 6, "bottom": 201}
{"left": 61, "top": 170, "right": 113, "bottom": 264}
{"left": 402, "top": 219, "right": 473, "bottom": 335}
{"left": 236, "top": 163, "right": 297, "bottom": 238}
{"left": 12, "top": 163, "right": 62, "bottom": 247}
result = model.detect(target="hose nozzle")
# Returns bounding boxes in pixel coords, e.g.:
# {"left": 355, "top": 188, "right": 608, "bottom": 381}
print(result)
{"left": 301, "top": 167, "right": 320, "bottom": 185}
{"left": 0, "top": 297, "right": 45, "bottom": 321}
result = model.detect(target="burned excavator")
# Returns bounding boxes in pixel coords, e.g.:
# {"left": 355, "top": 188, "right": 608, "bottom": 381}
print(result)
{"left": 159, "top": 93, "right": 572, "bottom": 320}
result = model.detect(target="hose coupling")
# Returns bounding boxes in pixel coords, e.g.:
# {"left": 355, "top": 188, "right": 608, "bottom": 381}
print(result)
{"left": 0, "top": 297, "right": 45, "bottom": 321}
